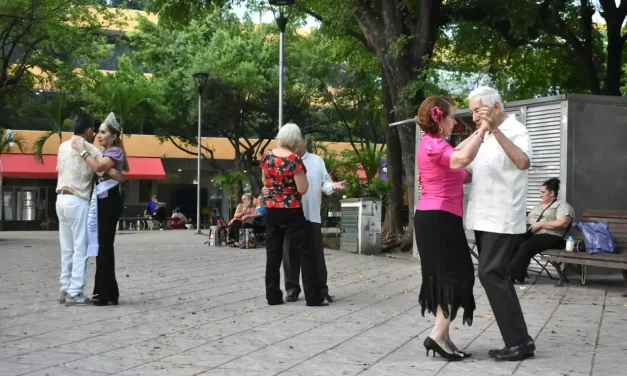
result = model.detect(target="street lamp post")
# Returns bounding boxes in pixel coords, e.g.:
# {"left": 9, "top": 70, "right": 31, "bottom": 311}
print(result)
{"left": 269, "top": 0, "right": 295, "bottom": 131}
{"left": 192, "top": 72, "right": 209, "bottom": 234}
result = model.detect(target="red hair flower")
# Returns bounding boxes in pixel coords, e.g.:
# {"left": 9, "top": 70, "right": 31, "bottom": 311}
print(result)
{"left": 431, "top": 106, "right": 444, "bottom": 123}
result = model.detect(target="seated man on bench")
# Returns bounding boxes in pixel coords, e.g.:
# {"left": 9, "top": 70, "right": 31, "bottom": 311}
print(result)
{"left": 509, "top": 178, "right": 574, "bottom": 283}
{"left": 144, "top": 194, "right": 167, "bottom": 229}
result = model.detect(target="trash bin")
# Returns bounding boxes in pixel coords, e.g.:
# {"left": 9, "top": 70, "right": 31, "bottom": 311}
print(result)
{"left": 340, "top": 198, "right": 382, "bottom": 255}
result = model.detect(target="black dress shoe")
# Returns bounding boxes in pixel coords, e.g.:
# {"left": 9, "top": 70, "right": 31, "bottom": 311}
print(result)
{"left": 322, "top": 291, "right": 333, "bottom": 303}
{"left": 306, "top": 301, "right": 329, "bottom": 307}
{"left": 267, "top": 299, "right": 284, "bottom": 306}
{"left": 91, "top": 297, "right": 118, "bottom": 306}
{"left": 494, "top": 338, "right": 536, "bottom": 362}
{"left": 286, "top": 293, "right": 298, "bottom": 302}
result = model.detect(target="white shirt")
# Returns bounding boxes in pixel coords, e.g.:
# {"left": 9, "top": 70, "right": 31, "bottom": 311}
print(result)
{"left": 56, "top": 136, "right": 103, "bottom": 201}
{"left": 465, "top": 116, "right": 532, "bottom": 234}
{"left": 301, "top": 152, "right": 335, "bottom": 224}
{"left": 172, "top": 212, "right": 187, "bottom": 223}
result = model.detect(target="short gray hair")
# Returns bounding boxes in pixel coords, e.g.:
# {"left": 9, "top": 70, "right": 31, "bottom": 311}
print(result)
{"left": 276, "top": 123, "right": 303, "bottom": 151}
{"left": 468, "top": 86, "right": 504, "bottom": 109}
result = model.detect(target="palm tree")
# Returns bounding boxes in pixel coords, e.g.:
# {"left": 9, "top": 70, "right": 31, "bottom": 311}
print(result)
{"left": 30, "top": 95, "right": 85, "bottom": 164}
{"left": 99, "top": 82, "right": 160, "bottom": 134}
{"left": 341, "top": 143, "right": 386, "bottom": 184}
{"left": 213, "top": 170, "right": 249, "bottom": 216}
{"left": 0, "top": 128, "right": 26, "bottom": 155}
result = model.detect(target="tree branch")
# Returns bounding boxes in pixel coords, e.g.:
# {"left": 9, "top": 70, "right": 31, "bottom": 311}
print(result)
{"left": 352, "top": 0, "right": 385, "bottom": 48}
{"left": 302, "top": 7, "right": 373, "bottom": 53}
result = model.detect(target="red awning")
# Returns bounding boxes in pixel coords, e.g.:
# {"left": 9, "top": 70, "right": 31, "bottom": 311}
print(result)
{"left": 0, "top": 154, "right": 57, "bottom": 178}
{"left": 0, "top": 154, "right": 165, "bottom": 180}
{"left": 126, "top": 157, "right": 166, "bottom": 180}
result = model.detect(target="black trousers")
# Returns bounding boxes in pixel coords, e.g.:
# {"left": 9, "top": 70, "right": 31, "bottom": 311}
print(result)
{"left": 242, "top": 222, "right": 265, "bottom": 234}
{"left": 229, "top": 220, "right": 243, "bottom": 242}
{"left": 94, "top": 187, "right": 123, "bottom": 302}
{"left": 266, "top": 209, "right": 323, "bottom": 306}
{"left": 153, "top": 206, "right": 166, "bottom": 221}
{"left": 475, "top": 231, "right": 530, "bottom": 348}
{"left": 509, "top": 234, "right": 566, "bottom": 282}
{"left": 283, "top": 222, "right": 328, "bottom": 296}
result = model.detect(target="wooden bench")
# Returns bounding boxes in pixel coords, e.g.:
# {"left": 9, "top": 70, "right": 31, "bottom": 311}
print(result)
{"left": 541, "top": 210, "right": 627, "bottom": 296}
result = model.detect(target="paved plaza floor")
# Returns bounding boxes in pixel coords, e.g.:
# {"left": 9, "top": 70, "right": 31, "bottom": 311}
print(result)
{"left": 1, "top": 231, "right": 626, "bottom": 376}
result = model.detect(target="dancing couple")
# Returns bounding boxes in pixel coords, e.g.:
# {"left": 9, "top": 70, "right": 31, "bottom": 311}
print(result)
{"left": 56, "top": 111, "right": 128, "bottom": 306}
{"left": 415, "top": 87, "right": 536, "bottom": 362}
{"left": 260, "top": 123, "right": 345, "bottom": 307}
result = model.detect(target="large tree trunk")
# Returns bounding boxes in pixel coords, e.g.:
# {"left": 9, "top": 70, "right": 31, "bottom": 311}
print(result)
{"left": 353, "top": 0, "right": 441, "bottom": 252}
{"left": 599, "top": 0, "right": 627, "bottom": 95}
{"left": 381, "top": 73, "right": 404, "bottom": 245}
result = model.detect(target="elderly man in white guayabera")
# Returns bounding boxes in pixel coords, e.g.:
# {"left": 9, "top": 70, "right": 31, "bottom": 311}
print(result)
{"left": 465, "top": 86, "right": 535, "bottom": 362}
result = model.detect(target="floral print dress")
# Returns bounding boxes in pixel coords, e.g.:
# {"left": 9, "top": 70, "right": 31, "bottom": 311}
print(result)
{"left": 260, "top": 151, "right": 306, "bottom": 209}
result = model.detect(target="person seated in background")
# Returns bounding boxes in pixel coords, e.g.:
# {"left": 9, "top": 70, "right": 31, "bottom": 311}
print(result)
{"left": 228, "top": 193, "right": 255, "bottom": 246}
{"left": 144, "top": 194, "right": 166, "bottom": 222}
{"left": 169, "top": 207, "right": 188, "bottom": 229}
{"left": 242, "top": 194, "right": 267, "bottom": 234}
{"left": 508, "top": 178, "right": 574, "bottom": 283}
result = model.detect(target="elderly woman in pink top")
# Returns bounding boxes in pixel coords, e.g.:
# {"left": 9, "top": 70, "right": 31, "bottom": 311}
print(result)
{"left": 415, "top": 96, "right": 488, "bottom": 361}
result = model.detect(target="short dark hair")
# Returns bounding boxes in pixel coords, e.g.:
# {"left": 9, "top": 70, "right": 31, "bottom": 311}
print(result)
{"left": 542, "top": 178, "right": 561, "bottom": 197}
{"left": 73, "top": 112, "right": 95, "bottom": 135}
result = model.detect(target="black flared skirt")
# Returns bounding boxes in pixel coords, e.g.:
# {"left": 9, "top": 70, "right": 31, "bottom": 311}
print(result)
{"left": 414, "top": 210, "right": 476, "bottom": 325}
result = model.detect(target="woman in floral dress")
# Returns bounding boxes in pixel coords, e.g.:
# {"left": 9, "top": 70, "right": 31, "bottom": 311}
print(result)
{"left": 260, "top": 123, "right": 326, "bottom": 307}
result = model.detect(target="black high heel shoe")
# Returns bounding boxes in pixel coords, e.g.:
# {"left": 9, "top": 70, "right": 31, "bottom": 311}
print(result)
{"left": 424, "top": 337, "right": 464, "bottom": 361}
{"left": 454, "top": 350, "right": 471, "bottom": 358}
{"left": 447, "top": 341, "right": 471, "bottom": 358}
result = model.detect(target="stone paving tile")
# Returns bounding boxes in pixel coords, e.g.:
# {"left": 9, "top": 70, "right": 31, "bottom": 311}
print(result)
{"left": 62, "top": 354, "right": 146, "bottom": 374}
{"left": 200, "top": 370, "right": 276, "bottom": 376}
{"left": 20, "top": 366, "right": 113, "bottom": 375}
{"left": 1, "top": 231, "right": 627, "bottom": 376}
{"left": 0, "top": 361, "right": 48, "bottom": 376}
{"left": 114, "top": 361, "right": 210, "bottom": 376}
{"left": 4, "top": 349, "right": 86, "bottom": 367}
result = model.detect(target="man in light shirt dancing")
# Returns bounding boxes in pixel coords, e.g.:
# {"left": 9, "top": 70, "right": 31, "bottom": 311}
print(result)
{"left": 465, "top": 86, "right": 535, "bottom": 361}
{"left": 56, "top": 112, "right": 124, "bottom": 306}
{"left": 263, "top": 136, "right": 345, "bottom": 303}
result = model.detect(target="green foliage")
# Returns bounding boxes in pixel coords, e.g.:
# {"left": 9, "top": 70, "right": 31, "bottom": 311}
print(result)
{"left": 431, "top": 21, "right": 593, "bottom": 102}
{"left": 340, "top": 143, "right": 386, "bottom": 183}
{"left": 145, "top": 0, "right": 231, "bottom": 28}
{"left": 364, "top": 177, "right": 391, "bottom": 200}
{"left": 213, "top": 170, "right": 249, "bottom": 205}
{"left": 27, "top": 95, "right": 87, "bottom": 163}
{"left": 127, "top": 7, "right": 340, "bottom": 175}
{"left": 343, "top": 174, "right": 363, "bottom": 199}
{"left": 0, "top": 0, "right": 116, "bottom": 98}
{"left": 81, "top": 57, "right": 170, "bottom": 134}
